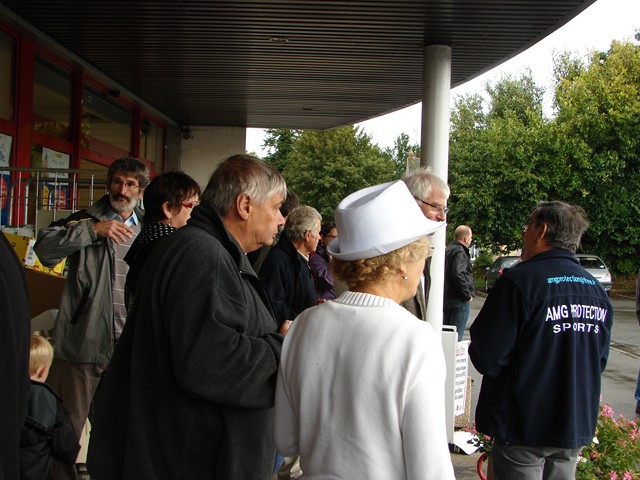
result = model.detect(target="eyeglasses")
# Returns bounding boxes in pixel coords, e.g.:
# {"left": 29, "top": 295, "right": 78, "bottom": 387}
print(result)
{"left": 413, "top": 196, "right": 448, "bottom": 214}
{"left": 324, "top": 234, "right": 338, "bottom": 239}
{"left": 182, "top": 201, "right": 200, "bottom": 209}
{"left": 111, "top": 179, "right": 140, "bottom": 191}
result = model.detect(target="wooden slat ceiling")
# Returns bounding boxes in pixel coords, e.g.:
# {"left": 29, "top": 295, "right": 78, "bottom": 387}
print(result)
{"left": 0, "top": 0, "right": 595, "bottom": 130}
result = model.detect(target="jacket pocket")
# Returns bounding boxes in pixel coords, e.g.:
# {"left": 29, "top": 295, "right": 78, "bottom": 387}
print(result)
{"left": 70, "top": 289, "right": 90, "bottom": 325}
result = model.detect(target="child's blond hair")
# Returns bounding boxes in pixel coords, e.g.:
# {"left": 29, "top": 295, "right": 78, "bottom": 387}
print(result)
{"left": 29, "top": 334, "right": 54, "bottom": 377}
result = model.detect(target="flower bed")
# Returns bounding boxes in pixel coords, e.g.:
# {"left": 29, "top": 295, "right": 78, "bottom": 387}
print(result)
{"left": 576, "top": 404, "right": 640, "bottom": 480}
{"left": 466, "top": 403, "right": 640, "bottom": 480}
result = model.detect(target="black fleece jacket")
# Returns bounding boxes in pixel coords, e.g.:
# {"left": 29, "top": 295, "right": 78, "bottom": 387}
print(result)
{"left": 470, "top": 249, "right": 613, "bottom": 448}
{"left": 259, "top": 231, "right": 317, "bottom": 326}
{"left": 443, "top": 239, "right": 474, "bottom": 309}
{"left": 87, "top": 203, "right": 283, "bottom": 480}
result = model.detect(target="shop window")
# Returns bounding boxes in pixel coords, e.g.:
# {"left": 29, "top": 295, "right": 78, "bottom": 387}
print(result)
{"left": 0, "top": 30, "right": 15, "bottom": 122}
{"left": 141, "top": 117, "right": 165, "bottom": 171}
{"left": 82, "top": 83, "right": 132, "bottom": 158}
{"left": 33, "top": 55, "right": 73, "bottom": 141}
{"left": 28, "top": 143, "right": 71, "bottom": 217}
{"left": 75, "top": 157, "right": 108, "bottom": 210}
{"left": 20, "top": 146, "right": 107, "bottom": 225}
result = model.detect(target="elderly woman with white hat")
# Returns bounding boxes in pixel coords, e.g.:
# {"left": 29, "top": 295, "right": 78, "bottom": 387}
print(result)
{"left": 273, "top": 181, "right": 455, "bottom": 479}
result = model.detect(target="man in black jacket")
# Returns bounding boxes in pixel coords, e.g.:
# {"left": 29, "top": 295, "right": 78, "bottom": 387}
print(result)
{"left": 0, "top": 233, "right": 30, "bottom": 480}
{"left": 443, "top": 225, "right": 474, "bottom": 341}
{"left": 470, "top": 201, "right": 612, "bottom": 480}
{"left": 88, "top": 154, "right": 292, "bottom": 480}
{"left": 259, "top": 205, "right": 322, "bottom": 327}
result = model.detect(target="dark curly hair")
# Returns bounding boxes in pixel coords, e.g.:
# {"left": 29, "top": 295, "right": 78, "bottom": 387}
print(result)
{"left": 142, "top": 171, "right": 201, "bottom": 223}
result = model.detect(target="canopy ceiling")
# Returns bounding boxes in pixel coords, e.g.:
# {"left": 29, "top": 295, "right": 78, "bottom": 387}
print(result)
{"left": 0, "top": 0, "right": 596, "bottom": 129}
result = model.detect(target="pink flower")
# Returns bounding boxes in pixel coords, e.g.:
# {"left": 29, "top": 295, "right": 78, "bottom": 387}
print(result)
{"left": 601, "top": 404, "right": 615, "bottom": 418}
{"left": 577, "top": 401, "right": 640, "bottom": 480}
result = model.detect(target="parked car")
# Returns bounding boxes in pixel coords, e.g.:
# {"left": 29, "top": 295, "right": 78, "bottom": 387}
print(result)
{"left": 574, "top": 254, "right": 613, "bottom": 294}
{"left": 485, "top": 256, "right": 521, "bottom": 291}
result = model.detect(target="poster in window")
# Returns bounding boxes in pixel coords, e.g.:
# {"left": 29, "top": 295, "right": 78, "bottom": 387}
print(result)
{"left": 42, "top": 147, "right": 70, "bottom": 179}
{"left": 41, "top": 147, "right": 70, "bottom": 210}
{"left": 0, "top": 173, "right": 9, "bottom": 225}
{"left": 0, "top": 133, "right": 12, "bottom": 225}
{"left": 0, "top": 132, "right": 12, "bottom": 167}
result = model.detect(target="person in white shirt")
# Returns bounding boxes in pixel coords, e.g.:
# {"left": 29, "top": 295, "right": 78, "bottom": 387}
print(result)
{"left": 274, "top": 180, "right": 455, "bottom": 480}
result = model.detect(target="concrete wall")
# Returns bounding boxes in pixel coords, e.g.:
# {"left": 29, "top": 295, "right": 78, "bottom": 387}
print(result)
{"left": 164, "top": 125, "right": 183, "bottom": 173}
{"left": 179, "top": 126, "right": 246, "bottom": 187}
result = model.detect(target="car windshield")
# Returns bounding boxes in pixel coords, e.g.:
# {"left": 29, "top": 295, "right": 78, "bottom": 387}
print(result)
{"left": 501, "top": 258, "right": 520, "bottom": 268}
{"left": 578, "top": 257, "right": 605, "bottom": 269}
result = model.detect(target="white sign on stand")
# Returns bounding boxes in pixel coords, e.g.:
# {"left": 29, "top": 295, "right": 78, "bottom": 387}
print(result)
{"left": 442, "top": 326, "right": 469, "bottom": 443}
{"left": 454, "top": 340, "right": 470, "bottom": 416}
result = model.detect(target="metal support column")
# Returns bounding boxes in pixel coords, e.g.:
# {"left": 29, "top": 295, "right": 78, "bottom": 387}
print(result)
{"left": 421, "top": 45, "right": 452, "bottom": 338}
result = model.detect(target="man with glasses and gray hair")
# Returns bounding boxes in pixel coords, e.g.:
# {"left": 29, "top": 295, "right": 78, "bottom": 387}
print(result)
{"left": 34, "top": 156, "right": 149, "bottom": 480}
{"left": 400, "top": 167, "right": 450, "bottom": 320}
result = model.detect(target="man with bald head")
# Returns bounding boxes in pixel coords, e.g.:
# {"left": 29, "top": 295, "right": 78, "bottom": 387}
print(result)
{"left": 443, "top": 225, "right": 474, "bottom": 341}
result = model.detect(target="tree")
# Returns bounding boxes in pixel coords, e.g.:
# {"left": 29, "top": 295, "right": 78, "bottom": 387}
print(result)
{"left": 448, "top": 73, "right": 553, "bottom": 254}
{"left": 448, "top": 38, "right": 640, "bottom": 275}
{"left": 282, "top": 126, "right": 395, "bottom": 220}
{"left": 383, "top": 133, "right": 420, "bottom": 179}
{"left": 263, "top": 129, "right": 300, "bottom": 173}
{"left": 486, "top": 68, "right": 545, "bottom": 125}
{"left": 553, "top": 39, "right": 640, "bottom": 274}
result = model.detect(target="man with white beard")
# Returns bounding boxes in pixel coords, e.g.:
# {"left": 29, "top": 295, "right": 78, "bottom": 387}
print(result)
{"left": 34, "top": 156, "right": 148, "bottom": 480}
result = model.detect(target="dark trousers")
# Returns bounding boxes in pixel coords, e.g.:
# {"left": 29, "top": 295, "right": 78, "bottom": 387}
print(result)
{"left": 47, "top": 358, "right": 107, "bottom": 480}
{"left": 443, "top": 301, "right": 470, "bottom": 341}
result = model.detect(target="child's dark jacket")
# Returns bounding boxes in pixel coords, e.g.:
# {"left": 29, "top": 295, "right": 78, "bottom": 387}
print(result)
{"left": 20, "top": 380, "right": 80, "bottom": 480}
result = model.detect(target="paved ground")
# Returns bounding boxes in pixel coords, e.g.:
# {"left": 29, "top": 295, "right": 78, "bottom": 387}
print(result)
{"left": 452, "top": 449, "right": 484, "bottom": 479}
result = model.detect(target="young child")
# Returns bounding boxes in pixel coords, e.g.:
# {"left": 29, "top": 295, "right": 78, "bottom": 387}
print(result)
{"left": 20, "top": 334, "right": 80, "bottom": 480}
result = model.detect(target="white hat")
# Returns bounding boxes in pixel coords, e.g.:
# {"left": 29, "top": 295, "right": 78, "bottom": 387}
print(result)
{"left": 327, "top": 180, "right": 445, "bottom": 261}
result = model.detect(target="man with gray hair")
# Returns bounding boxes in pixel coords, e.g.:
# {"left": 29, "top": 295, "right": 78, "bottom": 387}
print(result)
{"left": 88, "top": 154, "right": 291, "bottom": 480}
{"left": 400, "top": 167, "right": 450, "bottom": 320}
{"left": 260, "top": 205, "right": 322, "bottom": 327}
{"left": 470, "top": 201, "right": 613, "bottom": 479}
